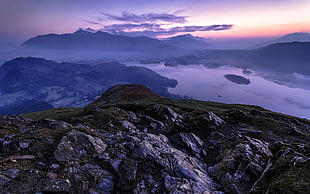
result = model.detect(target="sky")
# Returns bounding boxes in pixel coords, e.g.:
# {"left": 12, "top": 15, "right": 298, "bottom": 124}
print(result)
{"left": 0, "top": 0, "right": 310, "bottom": 44}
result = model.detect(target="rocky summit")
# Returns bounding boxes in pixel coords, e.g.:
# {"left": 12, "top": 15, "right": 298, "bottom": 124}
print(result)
{"left": 0, "top": 84, "right": 309, "bottom": 193}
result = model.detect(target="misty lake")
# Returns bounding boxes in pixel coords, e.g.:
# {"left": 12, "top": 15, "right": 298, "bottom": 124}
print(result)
{"left": 125, "top": 62, "right": 310, "bottom": 119}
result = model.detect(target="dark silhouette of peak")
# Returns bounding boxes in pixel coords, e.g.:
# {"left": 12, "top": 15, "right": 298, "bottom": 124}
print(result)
{"left": 277, "top": 32, "right": 310, "bottom": 42}
{"left": 89, "top": 84, "right": 163, "bottom": 106}
{"left": 73, "top": 29, "right": 93, "bottom": 35}
{"left": 163, "top": 33, "right": 210, "bottom": 50}
{"left": 172, "top": 34, "right": 196, "bottom": 39}
{"left": 21, "top": 31, "right": 171, "bottom": 53}
{"left": 254, "top": 32, "right": 310, "bottom": 48}
{"left": 250, "top": 41, "right": 310, "bottom": 75}
{"left": 257, "top": 41, "right": 310, "bottom": 55}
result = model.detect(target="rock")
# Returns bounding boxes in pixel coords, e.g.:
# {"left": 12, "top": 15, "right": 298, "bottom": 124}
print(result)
{"left": 50, "top": 163, "right": 60, "bottom": 169}
{"left": 290, "top": 156, "right": 306, "bottom": 167}
{"left": 97, "top": 177, "right": 114, "bottom": 192}
{"left": 0, "top": 85, "right": 309, "bottom": 193}
{"left": 166, "top": 107, "right": 179, "bottom": 121}
{"left": 1, "top": 171, "right": 40, "bottom": 193}
{"left": 128, "top": 132, "right": 218, "bottom": 193}
{"left": 116, "top": 159, "right": 139, "bottom": 191}
{"left": 35, "top": 177, "right": 71, "bottom": 192}
{"left": 54, "top": 130, "right": 107, "bottom": 161}
{"left": 121, "top": 120, "right": 137, "bottom": 131}
{"left": 9, "top": 155, "right": 36, "bottom": 160}
{"left": 19, "top": 139, "right": 32, "bottom": 148}
{"left": 164, "top": 173, "right": 192, "bottom": 193}
{"left": 179, "top": 132, "right": 206, "bottom": 157}
{"left": 269, "top": 141, "right": 284, "bottom": 155}
{"left": 207, "top": 111, "right": 225, "bottom": 127}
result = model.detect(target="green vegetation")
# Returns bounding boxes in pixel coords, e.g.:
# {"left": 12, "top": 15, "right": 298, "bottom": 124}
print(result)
{"left": 23, "top": 107, "right": 83, "bottom": 120}
{"left": 270, "top": 161, "right": 310, "bottom": 193}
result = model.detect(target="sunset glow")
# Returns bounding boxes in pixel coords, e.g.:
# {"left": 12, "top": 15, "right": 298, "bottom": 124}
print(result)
{"left": 0, "top": 0, "right": 309, "bottom": 43}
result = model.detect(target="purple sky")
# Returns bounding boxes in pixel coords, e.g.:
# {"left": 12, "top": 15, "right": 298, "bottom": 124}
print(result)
{"left": 1, "top": 0, "right": 310, "bottom": 44}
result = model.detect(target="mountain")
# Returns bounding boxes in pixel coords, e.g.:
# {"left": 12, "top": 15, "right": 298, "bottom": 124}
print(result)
{"left": 276, "top": 32, "right": 310, "bottom": 42}
{"left": 21, "top": 30, "right": 185, "bottom": 58}
{"left": 163, "top": 34, "right": 210, "bottom": 50}
{"left": 23, "top": 30, "right": 164, "bottom": 51}
{"left": 1, "top": 84, "right": 309, "bottom": 193}
{"left": 0, "top": 57, "right": 177, "bottom": 114}
{"left": 20, "top": 31, "right": 214, "bottom": 59}
{"left": 255, "top": 32, "right": 310, "bottom": 48}
{"left": 165, "top": 41, "right": 310, "bottom": 75}
{"left": 252, "top": 41, "right": 310, "bottom": 74}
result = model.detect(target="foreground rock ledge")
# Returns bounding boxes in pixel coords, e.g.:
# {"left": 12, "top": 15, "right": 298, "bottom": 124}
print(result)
{"left": 0, "top": 84, "right": 309, "bottom": 193}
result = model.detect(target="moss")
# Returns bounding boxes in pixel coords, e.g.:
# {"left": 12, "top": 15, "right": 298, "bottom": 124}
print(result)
{"left": 270, "top": 161, "right": 310, "bottom": 194}
{"left": 22, "top": 107, "right": 83, "bottom": 121}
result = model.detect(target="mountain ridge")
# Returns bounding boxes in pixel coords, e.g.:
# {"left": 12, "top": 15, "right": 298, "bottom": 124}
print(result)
{"left": 165, "top": 41, "right": 310, "bottom": 75}
{"left": 255, "top": 32, "right": 310, "bottom": 48}
{"left": 162, "top": 34, "right": 210, "bottom": 50}
{"left": 21, "top": 30, "right": 210, "bottom": 56}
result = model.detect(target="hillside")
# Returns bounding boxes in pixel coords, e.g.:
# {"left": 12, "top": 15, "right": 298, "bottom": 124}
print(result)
{"left": 0, "top": 84, "right": 309, "bottom": 193}
{"left": 0, "top": 57, "right": 177, "bottom": 114}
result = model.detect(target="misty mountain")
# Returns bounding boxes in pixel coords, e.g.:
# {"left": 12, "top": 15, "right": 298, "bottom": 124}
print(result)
{"left": 21, "top": 30, "right": 187, "bottom": 58}
{"left": 165, "top": 41, "right": 310, "bottom": 75}
{"left": 252, "top": 41, "right": 310, "bottom": 74}
{"left": 20, "top": 31, "right": 216, "bottom": 60}
{"left": 255, "top": 32, "right": 310, "bottom": 48}
{"left": 276, "top": 32, "right": 310, "bottom": 42}
{"left": 163, "top": 34, "right": 210, "bottom": 50}
{"left": 0, "top": 57, "right": 177, "bottom": 114}
{"left": 23, "top": 30, "right": 164, "bottom": 51}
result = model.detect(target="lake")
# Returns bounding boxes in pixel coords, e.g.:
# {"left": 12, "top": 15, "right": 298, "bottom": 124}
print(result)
{"left": 125, "top": 62, "right": 310, "bottom": 119}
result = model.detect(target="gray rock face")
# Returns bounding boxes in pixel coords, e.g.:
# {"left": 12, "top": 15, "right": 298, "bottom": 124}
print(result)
{"left": 54, "top": 130, "right": 107, "bottom": 162}
{"left": 0, "top": 96, "right": 309, "bottom": 193}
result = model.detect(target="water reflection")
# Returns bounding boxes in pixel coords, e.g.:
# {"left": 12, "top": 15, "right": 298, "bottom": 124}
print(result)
{"left": 126, "top": 63, "right": 310, "bottom": 119}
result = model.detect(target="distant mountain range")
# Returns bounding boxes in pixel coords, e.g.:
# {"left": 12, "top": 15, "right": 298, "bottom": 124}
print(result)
{"left": 162, "top": 34, "right": 210, "bottom": 50}
{"left": 23, "top": 30, "right": 167, "bottom": 52}
{"left": 165, "top": 41, "right": 310, "bottom": 75}
{"left": 255, "top": 32, "right": 310, "bottom": 48}
{"left": 18, "top": 30, "right": 310, "bottom": 61}
{"left": 276, "top": 32, "right": 310, "bottom": 42}
{"left": 0, "top": 57, "right": 177, "bottom": 114}
{"left": 253, "top": 41, "right": 310, "bottom": 73}
{"left": 21, "top": 30, "right": 210, "bottom": 57}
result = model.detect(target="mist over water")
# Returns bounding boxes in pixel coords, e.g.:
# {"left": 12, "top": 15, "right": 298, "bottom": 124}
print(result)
{"left": 126, "top": 62, "right": 310, "bottom": 119}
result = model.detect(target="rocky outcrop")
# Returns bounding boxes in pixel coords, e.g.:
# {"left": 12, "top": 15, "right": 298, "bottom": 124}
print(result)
{"left": 0, "top": 84, "right": 309, "bottom": 193}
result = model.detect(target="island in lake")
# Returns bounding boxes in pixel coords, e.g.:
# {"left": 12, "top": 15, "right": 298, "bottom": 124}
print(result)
{"left": 224, "top": 74, "right": 251, "bottom": 85}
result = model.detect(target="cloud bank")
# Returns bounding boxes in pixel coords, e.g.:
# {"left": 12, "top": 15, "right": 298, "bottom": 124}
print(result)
{"left": 101, "top": 11, "right": 187, "bottom": 23}
{"left": 82, "top": 11, "right": 233, "bottom": 37}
